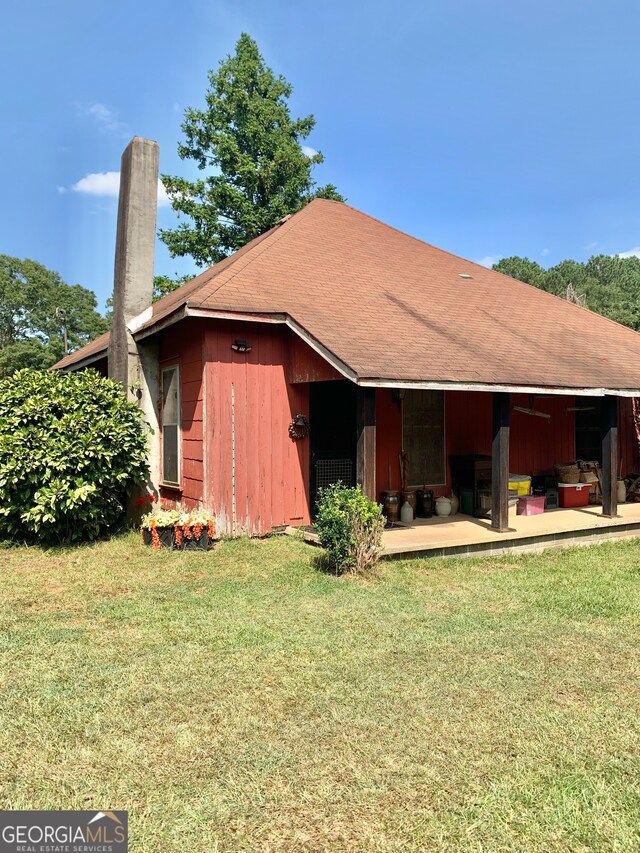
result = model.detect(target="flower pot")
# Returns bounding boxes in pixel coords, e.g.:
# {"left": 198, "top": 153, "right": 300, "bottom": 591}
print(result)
{"left": 176, "top": 526, "right": 211, "bottom": 551}
{"left": 142, "top": 526, "right": 175, "bottom": 548}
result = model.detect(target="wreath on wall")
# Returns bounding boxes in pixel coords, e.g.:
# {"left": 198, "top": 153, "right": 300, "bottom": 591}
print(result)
{"left": 288, "top": 413, "right": 310, "bottom": 440}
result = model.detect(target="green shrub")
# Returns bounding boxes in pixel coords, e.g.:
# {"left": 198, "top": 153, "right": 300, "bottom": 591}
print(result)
{"left": 315, "top": 482, "right": 385, "bottom": 573}
{"left": 0, "top": 369, "right": 150, "bottom": 544}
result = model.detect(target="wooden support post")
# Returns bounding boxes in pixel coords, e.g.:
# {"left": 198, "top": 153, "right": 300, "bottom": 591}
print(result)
{"left": 602, "top": 394, "right": 619, "bottom": 518}
{"left": 491, "top": 392, "right": 510, "bottom": 532}
{"left": 356, "top": 387, "right": 376, "bottom": 500}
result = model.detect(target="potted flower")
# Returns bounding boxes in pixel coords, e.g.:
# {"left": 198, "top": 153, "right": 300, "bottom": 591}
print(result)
{"left": 175, "top": 509, "right": 216, "bottom": 551}
{"left": 141, "top": 509, "right": 182, "bottom": 549}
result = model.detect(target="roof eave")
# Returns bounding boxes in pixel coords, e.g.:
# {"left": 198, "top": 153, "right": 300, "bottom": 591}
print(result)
{"left": 357, "top": 377, "right": 640, "bottom": 398}
{"left": 54, "top": 348, "right": 109, "bottom": 372}
{"left": 131, "top": 305, "right": 289, "bottom": 341}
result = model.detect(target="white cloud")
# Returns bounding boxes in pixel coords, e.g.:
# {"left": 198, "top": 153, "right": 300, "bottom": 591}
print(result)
{"left": 84, "top": 102, "right": 129, "bottom": 137}
{"left": 57, "top": 186, "right": 67, "bottom": 194}
{"left": 302, "top": 145, "right": 318, "bottom": 158}
{"left": 476, "top": 255, "right": 501, "bottom": 268}
{"left": 72, "top": 171, "right": 121, "bottom": 197}
{"left": 70, "top": 171, "right": 171, "bottom": 207}
{"left": 541, "top": 248, "right": 551, "bottom": 257}
{"left": 618, "top": 247, "right": 640, "bottom": 259}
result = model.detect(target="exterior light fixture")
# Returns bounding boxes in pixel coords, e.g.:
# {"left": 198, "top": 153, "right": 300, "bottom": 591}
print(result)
{"left": 231, "top": 339, "right": 252, "bottom": 353}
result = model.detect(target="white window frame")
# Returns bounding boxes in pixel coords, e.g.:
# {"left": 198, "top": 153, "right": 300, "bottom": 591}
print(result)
{"left": 161, "top": 364, "right": 181, "bottom": 487}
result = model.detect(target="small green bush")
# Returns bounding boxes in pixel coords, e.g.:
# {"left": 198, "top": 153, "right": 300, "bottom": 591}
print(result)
{"left": 0, "top": 369, "right": 150, "bottom": 544}
{"left": 315, "top": 482, "right": 385, "bottom": 573}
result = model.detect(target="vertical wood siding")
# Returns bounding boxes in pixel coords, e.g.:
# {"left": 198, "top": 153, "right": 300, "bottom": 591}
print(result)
{"left": 618, "top": 397, "right": 639, "bottom": 474}
{"left": 375, "top": 389, "right": 403, "bottom": 493}
{"left": 447, "top": 391, "right": 578, "bottom": 476}
{"left": 204, "top": 322, "right": 310, "bottom": 535}
{"left": 288, "top": 333, "right": 343, "bottom": 383}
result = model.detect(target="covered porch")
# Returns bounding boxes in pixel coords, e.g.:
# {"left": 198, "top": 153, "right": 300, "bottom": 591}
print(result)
{"left": 349, "top": 383, "right": 640, "bottom": 556}
{"left": 380, "top": 500, "right": 640, "bottom": 559}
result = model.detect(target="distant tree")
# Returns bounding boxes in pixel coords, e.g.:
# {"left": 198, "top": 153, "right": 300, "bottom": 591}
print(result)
{"left": 0, "top": 256, "right": 108, "bottom": 377}
{"left": 160, "top": 33, "right": 344, "bottom": 269}
{"left": 493, "top": 257, "right": 550, "bottom": 291}
{"left": 493, "top": 253, "right": 640, "bottom": 331}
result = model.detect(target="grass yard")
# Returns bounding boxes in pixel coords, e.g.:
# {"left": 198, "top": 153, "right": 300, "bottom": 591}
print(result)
{"left": 1, "top": 533, "right": 639, "bottom": 852}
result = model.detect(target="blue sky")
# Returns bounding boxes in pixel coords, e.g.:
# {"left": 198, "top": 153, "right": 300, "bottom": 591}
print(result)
{"left": 3, "top": 0, "right": 640, "bottom": 310}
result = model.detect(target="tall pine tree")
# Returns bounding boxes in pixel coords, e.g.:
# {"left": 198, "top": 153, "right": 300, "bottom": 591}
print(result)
{"left": 160, "top": 34, "right": 343, "bottom": 269}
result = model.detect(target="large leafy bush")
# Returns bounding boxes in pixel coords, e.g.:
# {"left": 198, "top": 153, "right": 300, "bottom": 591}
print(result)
{"left": 0, "top": 369, "right": 150, "bottom": 543}
{"left": 315, "top": 482, "right": 385, "bottom": 573}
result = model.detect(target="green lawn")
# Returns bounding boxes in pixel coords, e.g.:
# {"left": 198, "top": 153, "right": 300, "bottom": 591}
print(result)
{"left": 1, "top": 534, "right": 639, "bottom": 852}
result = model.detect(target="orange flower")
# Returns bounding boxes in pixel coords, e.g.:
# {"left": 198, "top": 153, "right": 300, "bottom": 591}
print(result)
{"left": 151, "top": 526, "right": 161, "bottom": 550}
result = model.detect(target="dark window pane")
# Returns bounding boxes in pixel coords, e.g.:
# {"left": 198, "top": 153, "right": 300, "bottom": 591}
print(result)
{"left": 163, "top": 368, "right": 179, "bottom": 425}
{"left": 402, "top": 390, "right": 445, "bottom": 484}
{"left": 163, "top": 424, "right": 179, "bottom": 484}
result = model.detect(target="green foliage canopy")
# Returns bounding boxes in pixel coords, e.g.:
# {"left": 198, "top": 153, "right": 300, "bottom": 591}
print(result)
{"left": 0, "top": 369, "right": 150, "bottom": 544}
{"left": 160, "top": 33, "right": 344, "bottom": 268}
{"left": 153, "top": 274, "right": 192, "bottom": 302}
{"left": 493, "top": 254, "right": 640, "bottom": 330}
{"left": 0, "top": 255, "right": 108, "bottom": 376}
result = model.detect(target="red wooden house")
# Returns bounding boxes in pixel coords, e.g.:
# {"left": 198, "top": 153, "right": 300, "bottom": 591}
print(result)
{"left": 56, "top": 138, "right": 640, "bottom": 540}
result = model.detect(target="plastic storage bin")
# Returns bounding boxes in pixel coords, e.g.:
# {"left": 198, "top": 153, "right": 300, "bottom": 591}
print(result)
{"left": 508, "top": 474, "right": 532, "bottom": 496}
{"left": 558, "top": 482, "right": 591, "bottom": 508}
{"left": 460, "top": 488, "right": 474, "bottom": 516}
{"left": 516, "top": 495, "right": 545, "bottom": 515}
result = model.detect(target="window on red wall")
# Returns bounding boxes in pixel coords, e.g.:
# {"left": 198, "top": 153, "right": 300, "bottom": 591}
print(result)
{"left": 162, "top": 365, "right": 180, "bottom": 485}
{"left": 402, "top": 390, "right": 446, "bottom": 485}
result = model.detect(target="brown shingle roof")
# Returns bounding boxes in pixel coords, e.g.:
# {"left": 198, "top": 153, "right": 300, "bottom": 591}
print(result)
{"left": 54, "top": 331, "right": 110, "bottom": 371}
{"left": 54, "top": 199, "right": 640, "bottom": 392}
